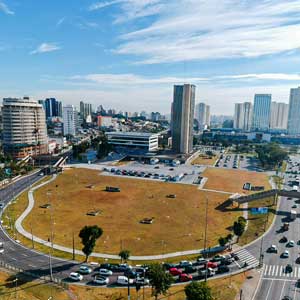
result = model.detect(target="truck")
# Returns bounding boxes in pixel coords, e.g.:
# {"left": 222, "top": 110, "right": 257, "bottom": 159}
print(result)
{"left": 282, "top": 222, "right": 289, "bottom": 231}
{"left": 290, "top": 210, "right": 297, "bottom": 221}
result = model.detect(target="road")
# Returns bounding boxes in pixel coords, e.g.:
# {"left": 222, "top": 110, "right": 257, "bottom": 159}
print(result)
{"left": 250, "top": 156, "right": 300, "bottom": 300}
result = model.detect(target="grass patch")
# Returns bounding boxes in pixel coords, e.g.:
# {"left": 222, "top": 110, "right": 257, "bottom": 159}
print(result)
{"left": 20, "top": 168, "right": 240, "bottom": 256}
{"left": 191, "top": 154, "right": 218, "bottom": 166}
{"left": 202, "top": 167, "right": 271, "bottom": 194}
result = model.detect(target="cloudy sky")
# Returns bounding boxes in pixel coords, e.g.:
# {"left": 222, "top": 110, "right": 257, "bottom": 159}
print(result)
{"left": 1, "top": 0, "right": 300, "bottom": 114}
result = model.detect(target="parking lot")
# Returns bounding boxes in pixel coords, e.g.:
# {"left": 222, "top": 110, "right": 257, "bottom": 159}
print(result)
{"left": 102, "top": 161, "right": 206, "bottom": 184}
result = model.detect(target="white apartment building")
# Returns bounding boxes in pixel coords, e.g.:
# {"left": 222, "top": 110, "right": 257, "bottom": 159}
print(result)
{"left": 63, "top": 105, "right": 78, "bottom": 136}
{"left": 288, "top": 87, "right": 300, "bottom": 135}
{"left": 270, "top": 102, "right": 288, "bottom": 130}
{"left": 2, "top": 97, "right": 48, "bottom": 158}
{"left": 195, "top": 102, "right": 210, "bottom": 130}
{"left": 234, "top": 102, "right": 252, "bottom": 131}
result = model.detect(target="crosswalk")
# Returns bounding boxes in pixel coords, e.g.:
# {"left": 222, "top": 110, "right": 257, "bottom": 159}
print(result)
{"left": 263, "top": 265, "right": 300, "bottom": 279}
{"left": 235, "top": 248, "right": 260, "bottom": 268}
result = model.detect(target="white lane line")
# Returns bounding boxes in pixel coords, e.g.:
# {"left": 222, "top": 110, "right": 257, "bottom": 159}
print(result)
{"left": 279, "top": 280, "right": 286, "bottom": 300}
{"left": 275, "top": 265, "right": 279, "bottom": 277}
{"left": 272, "top": 265, "right": 276, "bottom": 277}
{"left": 262, "top": 278, "right": 297, "bottom": 282}
{"left": 268, "top": 265, "right": 274, "bottom": 276}
{"left": 298, "top": 268, "right": 300, "bottom": 278}
{"left": 280, "top": 266, "right": 284, "bottom": 276}
{"left": 265, "top": 279, "right": 274, "bottom": 300}
{"left": 264, "top": 265, "right": 269, "bottom": 275}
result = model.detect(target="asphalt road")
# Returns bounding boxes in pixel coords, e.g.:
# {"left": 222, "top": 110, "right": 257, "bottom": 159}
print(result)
{"left": 250, "top": 157, "right": 300, "bottom": 300}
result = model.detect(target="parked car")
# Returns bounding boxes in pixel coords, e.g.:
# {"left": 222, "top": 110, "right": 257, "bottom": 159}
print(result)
{"left": 135, "top": 277, "right": 150, "bottom": 286}
{"left": 124, "top": 269, "right": 137, "bottom": 279}
{"left": 179, "top": 260, "right": 192, "bottom": 268}
{"left": 184, "top": 265, "right": 197, "bottom": 274}
{"left": 99, "top": 269, "right": 113, "bottom": 276}
{"left": 69, "top": 272, "right": 83, "bottom": 281}
{"left": 211, "top": 255, "right": 225, "bottom": 262}
{"left": 163, "top": 263, "right": 177, "bottom": 270}
{"left": 169, "top": 268, "right": 182, "bottom": 276}
{"left": 287, "top": 240, "right": 295, "bottom": 247}
{"left": 285, "top": 264, "right": 293, "bottom": 273}
{"left": 268, "top": 245, "right": 278, "bottom": 253}
{"left": 117, "top": 276, "right": 134, "bottom": 285}
{"left": 196, "top": 258, "right": 208, "bottom": 265}
{"left": 179, "top": 273, "right": 193, "bottom": 282}
{"left": 79, "top": 265, "right": 92, "bottom": 274}
{"left": 280, "top": 236, "right": 288, "bottom": 243}
{"left": 281, "top": 250, "right": 289, "bottom": 258}
{"left": 93, "top": 275, "right": 109, "bottom": 285}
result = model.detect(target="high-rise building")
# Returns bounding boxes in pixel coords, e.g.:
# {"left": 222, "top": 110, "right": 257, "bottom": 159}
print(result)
{"left": 252, "top": 94, "right": 272, "bottom": 131}
{"left": 234, "top": 102, "right": 252, "bottom": 131}
{"left": 2, "top": 97, "right": 48, "bottom": 158}
{"left": 45, "top": 98, "right": 62, "bottom": 119}
{"left": 171, "top": 84, "right": 195, "bottom": 154}
{"left": 63, "top": 105, "right": 78, "bottom": 136}
{"left": 270, "top": 102, "right": 288, "bottom": 130}
{"left": 195, "top": 102, "right": 210, "bottom": 130}
{"left": 79, "top": 101, "right": 92, "bottom": 121}
{"left": 287, "top": 87, "right": 300, "bottom": 135}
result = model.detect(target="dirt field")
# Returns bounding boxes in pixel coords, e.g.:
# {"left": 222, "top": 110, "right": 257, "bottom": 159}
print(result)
{"left": 202, "top": 167, "right": 271, "bottom": 194}
{"left": 22, "top": 168, "right": 240, "bottom": 256}
{"left": 191, "top": 154, "right": 218, "bottom": 166}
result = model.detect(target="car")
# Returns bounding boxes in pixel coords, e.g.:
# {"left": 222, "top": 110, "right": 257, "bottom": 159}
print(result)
{"left": 281, "top": 250, "right": 289, "bottom": 258}
{"left": 93, "top": 275, "right": 109, "bottom": 285}
{"left": 69, "top": 272, "right": 83, "bottom": 281}
{"left": 268, "top": 245, "right": 278, "bottom": 253}
{"left": 124, "top": 269, "right": 137, "bottom": 279}
{"left": 282, "top": 296, "right": 292, "bottom": 300}
{"left": 0, "top": 203, "right": 4, "bottom": 209}
{"left": 286, "top": 264, "right": 293, "bottom": 273}
{"left": 98, "top": 269, "right": 113, "bottom": 276}
{"left": 207, "top": 262, "right": 218, "bottom": 269}
{"left": 169, "top": 267, "right": 182, "bottom": 276}
{"left": 135, "top": 277, "right": 150, "bottom": 286}
{"left": 230, "top": 253, "right": 239, "bottom": 261}
{"left": 211, "top": 255, "right": 225, "bottom": 262}
{"left": 179, "top": 260, "right": 192, "bottom": 267}
{"left": 135, "top": 267, "right": 147, "bottom": 276}
{"left": 0, "top": 242, "right": 4, "bottom": 254}
{"left": 292, "top": 204, "right": 298, "bottom": 208}
{"left": 196, "top": 258, "right": 208, "bottom": 265}
{"left": 287, "top": 240, "right": 295, "bottom": 247}
{"left": 169, "top": 168, "right": 174, "bottom": 171}
{"left": 184, "top": 265, "right": 197, "bottom": 273}
{"left": 280, "top": 236, "right": 288, "bottom": 243}
{"left": 154, "top": 166, "right": 160, "bottom": 169}
{"left": 179, "top": 273, "right": 193, "bottom": 282}
{"left": 79, "top": 265, "right": 92, "bottom": 274}
{"left": 117, "top": 276, "right": 134, "bottom": 285}
{"left": 163, "top": 263, "right": 177, "bottom": 270}
{"left": 296, "top": 257, "right": 300, "bottom": 264}
{"left": 217, "top": 265, "right": 230, "bottom": 273}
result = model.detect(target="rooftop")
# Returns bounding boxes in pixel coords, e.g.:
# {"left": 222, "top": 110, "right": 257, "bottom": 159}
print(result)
{"left": 106, "top": 131, "right": 160, "bottom": 137}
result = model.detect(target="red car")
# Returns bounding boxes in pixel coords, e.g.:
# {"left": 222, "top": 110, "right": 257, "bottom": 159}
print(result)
{"left": 207, "top": 262, "right": 218, "bottom": 269}
{"left": 169, "top": 268, "right": 182, "bottom": 276}
{"left": 180, "top": 273, "right": 193, "bottom": 282}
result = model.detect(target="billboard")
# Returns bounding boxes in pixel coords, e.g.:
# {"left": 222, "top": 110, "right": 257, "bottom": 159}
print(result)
{"left": 251, "top": 207, "right": 268, "bottom": 215}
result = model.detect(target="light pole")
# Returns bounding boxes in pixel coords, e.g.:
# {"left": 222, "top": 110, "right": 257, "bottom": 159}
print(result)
{"left": 47, "top": 190, "right": 54, "bottom": 281}
{"left": 13, "top": 277, "right": 18, "bottom": 300}
{"left": 203, "top": 195, "right": 209, "bottom": 282}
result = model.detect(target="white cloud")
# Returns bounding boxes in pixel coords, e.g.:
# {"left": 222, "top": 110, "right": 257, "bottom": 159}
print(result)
{"left": 30, "top": 43, "right": 61, "bottom": 55}
{"left": 0, "top": 1, "right": 14, "bottom": 15}
{"left": 107, "top": 0, "right": 300, "bottom": 63}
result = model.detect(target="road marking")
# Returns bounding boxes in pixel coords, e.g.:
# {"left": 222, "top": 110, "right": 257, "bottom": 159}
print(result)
{"left": 268, "top": 265, "right": 273, "bottom": 276}
{"left": 275, "top": 265, "right": 279, "bottom": 277}
{"left": 265, "top": 279, "right": 274, "bottom": 300}
{"left": 264, "top": 265, "right": 268, "bottom": 275}
{"left": 262, "top": 278, "right": 297, "bottom": 282}
{"left": 279, "top": 280, "right": 286, "bottom": 300}
{"left": 28, "top": 264, "right": 36, "bottom": 268}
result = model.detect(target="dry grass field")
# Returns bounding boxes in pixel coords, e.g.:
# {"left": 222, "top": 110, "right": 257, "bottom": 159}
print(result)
{"left": 191, "top": 154, "right": 218, "bottom": 166}
{"left": 22, "top": 168, "right": 241, "bottom": 256}
{"left": 202, "top": 167, "right": 271, "bottom": 194}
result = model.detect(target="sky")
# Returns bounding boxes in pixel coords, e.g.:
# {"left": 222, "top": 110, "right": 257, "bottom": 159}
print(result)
{"left": 1, "top": 0, "right": 300, "bottom": 115}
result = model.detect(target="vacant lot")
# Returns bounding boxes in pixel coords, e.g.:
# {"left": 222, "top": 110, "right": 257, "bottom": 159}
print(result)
{"left": 22, "top": 168, "right": 240, "bottom": 256}
{"left": 202, "top": 168, "right": 271, "bottom": 193}
{"left": 191, "top": 154, "right": 218, "bottom": 166}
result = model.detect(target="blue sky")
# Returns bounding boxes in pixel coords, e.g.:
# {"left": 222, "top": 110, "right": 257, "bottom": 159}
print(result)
{"left": 1, "top": 0, "right": 300, "bottom": 114}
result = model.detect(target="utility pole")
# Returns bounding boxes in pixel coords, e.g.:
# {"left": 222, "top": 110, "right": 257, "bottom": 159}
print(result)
{"left": 204, "top": 195, "right": 209, "bottom": 282}
{"left": 47, "top": 190, "right": 54, "bottom": 281}
{"left": 72, "top": 231, "right": 75, "bottom": 260}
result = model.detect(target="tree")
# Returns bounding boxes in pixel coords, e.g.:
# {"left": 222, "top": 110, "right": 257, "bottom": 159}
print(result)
{"left": 148, "top": 263, "right": 173, "bottom": 300}
{"left": 119, "top": 249, "right": 130, "bottom": 263}
{"left": 79, "top": 225, "right": 103, "bottom": 262}
{"left": 185, "top": 281, "right": 213, "bottom": 300}
{"left": 233, "top": 217, "right": 247, "bottom": 242}
{"left": 218, "top": 236, "right": 227, "bottom": 247}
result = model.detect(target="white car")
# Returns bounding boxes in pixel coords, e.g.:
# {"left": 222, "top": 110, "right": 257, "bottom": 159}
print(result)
{"left": 282, "top": 250, "right": 290, "bottom": 258}
{"left": 135, "top": 277, "right": 150, "bottom": 286}
{"left": 69, "top": 272, "right": 83, "bottom": 281}
{"left": 0, "top": 242, "right": 4, "bottom": 254}
{"left": 93, "top": 275, "right": 109, "bottom": 285}
{"left": 99, "top": 268, "right": 113, "bottom": 276}
{"left": 117, "top": 276, "right": 134, "bottom": 286}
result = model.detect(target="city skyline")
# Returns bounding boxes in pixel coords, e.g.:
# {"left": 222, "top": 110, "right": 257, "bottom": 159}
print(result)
{"left": 1, "top": 1, "right": 300, "bottom": 113}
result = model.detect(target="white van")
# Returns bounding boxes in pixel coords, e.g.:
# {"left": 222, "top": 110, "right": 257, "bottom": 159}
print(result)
{"left": 117, "top": 276, "right": 133, "bottom": 285}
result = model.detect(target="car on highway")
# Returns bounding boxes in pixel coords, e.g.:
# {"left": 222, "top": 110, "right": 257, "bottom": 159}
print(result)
{"left": 281, "top": 250, "right": 289, "bottom": 258}
{"left": 184, "top": 265, "right": 197, "bottom": 273}
{"left": 98, "top": 269, "right": 113, "bottom": 276}
{"left": 93, "top": 275, "right": 109, "bottom": 285}
{"left": 217, "top": 265, "right": 230, "bottom": 274}
{"left": 169, "top": 267, "right": 182, "bottom": 276}
{"left": 211, "top": 255, "right": 225, "bottom": 262}
{"left": 196, "top": 258, "right": 208, "bottom": 265}
{"left": 179, "top": 273, "right": 193, "bottom": 282}
{"left": 207, "top": 262, "right": 218, "bottom": 269}
{"left": 268, "top": 245, "right": 278, "bottom": 253}
{"left": 179, "top": 260, "right": 192, "bottom": 267}
{"left": 163, "top": 263, "right": 177, "bottom": 270}
{"left": 79, "top": 265, "right": 92, "bottom": 274}
{"left": 287, "top": 240, "right": 295, "bottom": 247}
{"left": 69, "top": 272, "right": 83, "bottom": 281}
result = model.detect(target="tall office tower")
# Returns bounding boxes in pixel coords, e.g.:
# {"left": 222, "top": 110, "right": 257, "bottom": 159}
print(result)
{"left": 287, "top": 87, "right": 300, "bottom": 135}
{"left": 2, "top": 97, "right": 48, "bottom": 158}
{"left": 252, "top": 94, "right": 272, "bottom": 131}
{"left": 270, "top": 102, "right": 289, "bottom": 130}
{"left": 171, "top": 84, "right": 195, "bottom": 154}
{"left": 63, "top": 105, "right": 78, "bottom": 136}
{"left": 234, "top": 102, "right": 252, "bottom": 131}
{"left": 45, "top": 98, "right": 62, "bottom": 119}
{"left": 195, "top": 102, "right": 210, "bottom": 130}
{"left": 80, "top": 101, "right": 93, "bottom": 120}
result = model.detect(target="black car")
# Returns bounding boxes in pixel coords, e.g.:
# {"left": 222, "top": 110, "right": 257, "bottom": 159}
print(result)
{"left": 285, "top": 264, "right": 293, "bottom": 273}
{"left": 124, "top": 269, "right": 137, "bottom": 279}
{"left": 163, "top": 263, "right": 177, "bottom": 270}
{"left": 184, "top": 266, "right": 197, "bottom": 274}
{"left": 280, "top": 236, "right": 288, "bottom": 243}
{"left": 217, "top": 265, "right": 229, "bottom": 274}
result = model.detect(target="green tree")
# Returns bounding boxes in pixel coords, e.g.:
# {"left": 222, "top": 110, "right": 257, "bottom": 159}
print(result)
{"left": 119, "top": 249, "right": 130, "bottom": 263}
{"left": 79, "top": 225, "right": 103, "bottom": 262}
{"left": 218, "top": 236, "right": 227, "bottom": 247}
{"left": 148, "top": 263, "right": 173, "bottom": 300}
{"left": 233, "top": 217, "right": 246, "bottom": 242}
{"left": 185, "top": 281, "right": 213, "bottom": 300}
